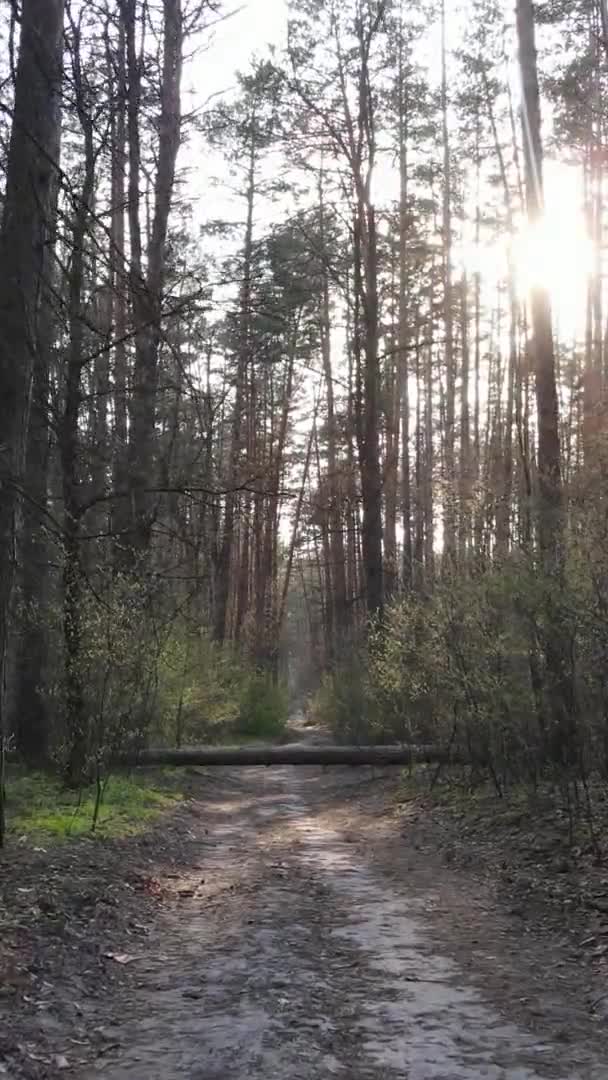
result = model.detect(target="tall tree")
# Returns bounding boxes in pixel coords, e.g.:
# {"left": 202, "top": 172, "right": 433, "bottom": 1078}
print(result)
{"left": 0, "top": 0, "right": 65, "bottom": 837}
{"left": 209, "top": 59, "right": 285, "bottom": 643}
{"left": 125, "top": 0, "right": 184, "bottom": 559}
{"left": 289, "top": 0, "right": 387, "bottom": 616}
{"left": 516, "top": 0, "right": 574, "bottom": 764}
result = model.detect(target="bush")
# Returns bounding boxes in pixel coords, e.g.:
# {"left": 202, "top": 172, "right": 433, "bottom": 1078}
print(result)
{"left": 311, "top": 556, "right": 570, "bottom": 786}
{"left": 312, "top": 537, "right": 608, "bottom": 794}
{"left": 363, "top": 562, "right": 543, "bottom": 788}
{"left": 155, "top": 633, "right": 247, "bottom": 746}
{"left": 236, "top": 673, "right": 288, "bottom": 740}
{"left": 308, "top": 659, "right": 385, "bottom": 744}
{"left": 25, "top": 572, "right": 277, "bottom": 771}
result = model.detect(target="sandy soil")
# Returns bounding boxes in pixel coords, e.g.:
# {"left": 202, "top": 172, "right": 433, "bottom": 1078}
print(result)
{"left": 3, "top": 758, "right": 608, "bottom": 1079}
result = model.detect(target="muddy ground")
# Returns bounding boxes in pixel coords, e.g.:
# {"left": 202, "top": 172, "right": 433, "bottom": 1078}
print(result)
{"left": 2, "top": 758, "right": 608, "bottom": 1079}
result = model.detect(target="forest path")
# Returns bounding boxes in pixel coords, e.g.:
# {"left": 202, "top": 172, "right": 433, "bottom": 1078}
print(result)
{"left": 76, "top": 760, "right": 607, "bottom": 1080}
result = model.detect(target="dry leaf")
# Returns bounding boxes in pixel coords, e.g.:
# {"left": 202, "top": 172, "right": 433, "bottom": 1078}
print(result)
{"left": 105, "top": 952, "right": 141, "bottom": 965}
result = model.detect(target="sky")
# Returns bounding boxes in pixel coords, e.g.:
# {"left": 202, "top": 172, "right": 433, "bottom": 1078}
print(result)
{"left": 182, "top": 0, "right": 287, "bottom": 233}
{"left": 186, "top": 0, "right": 287, "bottom": 110}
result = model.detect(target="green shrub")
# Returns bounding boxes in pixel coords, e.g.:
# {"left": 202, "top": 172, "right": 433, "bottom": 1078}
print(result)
{"left": 309, "top": 660, "right": 385, "bottom": 744}
{"left": 155, "top": 633, "right": 246, "bottom": 745}
{"left": 236, "top": 673, "right": 288, "bottom": 740}
{"left": 362, "top": 563, "right": 541, "bottom": 785}
{"left": 368, "top": 597, "right": 450, "bottom": 745}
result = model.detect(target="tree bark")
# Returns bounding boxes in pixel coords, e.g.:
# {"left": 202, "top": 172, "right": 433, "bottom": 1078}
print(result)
{"left": 516, "top": 0, "right": 575, "bottom": 765}
{"left": 215, "top": 121, "right": 256, "bottom": 642}
{"left": 117, "top": 742, "right": 463, "bottom": 768}
{"left": 398, "top": 47, "right": 412, "bottom": 588}
{"left": 516, "top": 0, "right": 563, "bottom": 564}
{"left": 62, "top": 31, "right": 97, "bottom": 784}
{"left": 440, "top": 0, "right": 456, "bottom": 570}
{"left": 14, "top": 343, "right": 52, "bottom": 765}
{"left": 319, "top": 176, "right": 348, "bottom": 641}
{"left": 126, "top": 0, "right": 183, "bottom": 557}
{"left": 0, "top": 0, "right": 64, "bottom": 838}
{"left": 108, "top": 15, "right": 131, "bottom": 559}
{"left": 355, "top": 207, "right": 384, "bottom": 616}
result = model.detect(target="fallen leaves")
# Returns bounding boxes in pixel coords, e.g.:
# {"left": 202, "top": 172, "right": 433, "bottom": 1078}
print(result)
{"left": 133, "top": 875, "right": 165, "bottom": 898}
{"left": 0, "top": 792, "right": 201, "bottom": 1079}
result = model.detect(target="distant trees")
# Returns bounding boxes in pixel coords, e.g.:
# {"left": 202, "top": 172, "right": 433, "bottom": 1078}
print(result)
{"left": 289, "top": 0, "right": 387, "bottom": 617}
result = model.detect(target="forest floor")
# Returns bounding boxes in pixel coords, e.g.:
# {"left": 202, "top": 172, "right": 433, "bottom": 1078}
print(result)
{"left": 2, "top": 738, "right": 608, "bottom": 1078}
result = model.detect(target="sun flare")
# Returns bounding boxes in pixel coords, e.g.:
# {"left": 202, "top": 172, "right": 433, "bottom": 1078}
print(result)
{"left": 461, "top": 164, "right": 593, "bottom": 341}
{"left": 511, "top": 210, "right": 593, "bottom": 334}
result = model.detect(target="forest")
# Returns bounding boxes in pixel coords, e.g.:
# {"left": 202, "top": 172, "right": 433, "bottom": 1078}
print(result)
{"left": 0, "top": 0, "right": 607, "bottom": 846}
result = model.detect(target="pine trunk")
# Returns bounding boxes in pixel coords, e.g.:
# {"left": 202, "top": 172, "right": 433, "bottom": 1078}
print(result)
{"left": 0, "top": 0, "right": 64, "bottom": 838}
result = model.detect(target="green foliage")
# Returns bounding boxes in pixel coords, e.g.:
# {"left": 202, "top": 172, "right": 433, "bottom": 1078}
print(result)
{"left": 40, "top": 572, "right": 269, "bottom": 768}
{"left": 309, "top": 660, "right": 385, "bottom": 744}
{"left": 47, "top": 573, "right": 166, "bottom": 772}
{"left": 155, "top": 633, "right": 249, "bottom": 746}
{"left": 5, "top": 768, "right": 183, "bottom": 840}
{"left": 236, "top": 673, "right": 288, "bottom": 740}
{"left": 368, "top": 599, "right": 450, "bottom": 745}
{"left": 313, "top": 505, "right": 608, "bottom": 801}
{"left": 315, "top": 555, "right": 576, "bottom": 787}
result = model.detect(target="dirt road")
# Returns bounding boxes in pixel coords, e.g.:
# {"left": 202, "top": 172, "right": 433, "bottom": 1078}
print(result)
{"left": 74, "top": 763, "right": 607, "bottom": 1080}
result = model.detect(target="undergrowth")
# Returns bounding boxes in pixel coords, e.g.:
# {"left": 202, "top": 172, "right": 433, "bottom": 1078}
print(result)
{"left": 397, "top": 765, "right": 608, "bottom": 858}
{"left": 5, "top": 768, "right": 184, "bottom": 841}
{"left": 236, "top": 673, "right": 288, "bottom": 740}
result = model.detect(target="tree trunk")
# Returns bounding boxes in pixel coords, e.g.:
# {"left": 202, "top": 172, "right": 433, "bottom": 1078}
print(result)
{"left": 108, "top": 16, "right": 131, "bottom": 559}
{"left": 319, "top": 176, "right": 348, "bottom": 641}
{"left": 14, "top": 346, "right": 51, "bottom": 766}
{"left": 413, "top": 326, "right": 425, "bottom": 588}
{"left": 257, "top": 334, "right": 295, "bottom": 668}
{"left": 440, "top": 0, "right": 456, "bottom": 570}
{"left": 0, "top": 0, "right": 64, "bottom": 839}
{"left": 118, "top": 743, "right": 463, "bottom": 768}
{"left": 398, "top": 53, "right": 412, "bottom": 588}
{"left": 355, "top": 208, "right": 384, "bottom": 616}
{"left": 424, "top": 338, "right": 435, "bottom": 587}
{"left": 215, "top": 125, "right": 255, "bottom": 642}
{"left": 383, "top": 250, "right": 400, "bottom": 599}
{"left": 127, "top": 0, "right": 183, "bottom": 557}
{"left": 516, "top": 0, "right": 575, "bottom": 764}
{"left": 459, "top": 274, "right": 471, "bottom": 563}
{"left": 62, "top": 49, "right": 96, "bottom": 785}
{"left": 517, "top": 0, "right": 563, "bottom": 564}
{"left": 14, "top": 62, "right": 62, "bottom": 766}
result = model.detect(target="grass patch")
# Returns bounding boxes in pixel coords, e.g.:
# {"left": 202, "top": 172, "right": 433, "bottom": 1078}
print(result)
{"left": 4, "top": 768, "right": 184, "bottom": 841}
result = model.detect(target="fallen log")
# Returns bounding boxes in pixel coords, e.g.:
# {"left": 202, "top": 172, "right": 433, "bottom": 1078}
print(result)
{"left": 115, "top": 743, "right": 460, "bottom": 768}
